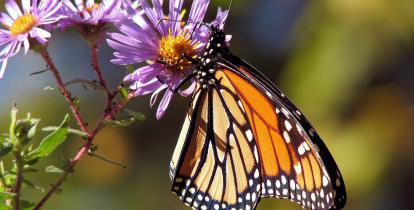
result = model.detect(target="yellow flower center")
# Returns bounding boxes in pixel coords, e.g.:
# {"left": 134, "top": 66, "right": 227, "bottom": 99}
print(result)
{"left": 86, "top": 4, "right": 100, "bottom": 14}
{"left": 10, "top": 13, "right": 37, "bottom": 36}
{"left": 158, "top": 30, "right": 198, "bottom": 71}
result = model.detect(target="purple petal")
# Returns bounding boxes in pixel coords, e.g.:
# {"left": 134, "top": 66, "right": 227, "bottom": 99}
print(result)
{"left": 168, "top": 0, "right": 183, "bottom": 34}
{"left": 62, "top": 0, "right": 78, "bottom": 12}
{"left": 30, "top": 27, "right": 51, "bottom": 44}
{"left": 149, "top": 83, "right": 167, "bottom": 106}
{"left": 130, "top": 78, "right": 164, "bottom": 96}
{"left": 0, "top": 58, "right": 8, "bottom": 79}
{"left": 210, "top": 8, "right": 229, "bottom": 29}
{"left": 5, "top": 0, "right": 22, "bottom": 20}
{"left": 23, "top": 38, "right": 29, "bottom": 53}
{"left": 156, "top": 90, "right": 173, "bottom": 120}
{"left": 188, "top": 0, "right": 209, "bottom": 23}
{"left": 179, "top": 81, "right": 196, "bottom": 97}
{"left": 74, "top": 0, "right": 84, "bottom": 10}
{"left": 21, "top": 0, "right": 30, "bottom": 13}
{"left": 0, "top": 13, "right": 14, "bottom": 27}
{"left": 124, "top": 64, "right": 161, "bottom": 83}
{"left": 86, "top": 0, "right": 95, "bottom": 8}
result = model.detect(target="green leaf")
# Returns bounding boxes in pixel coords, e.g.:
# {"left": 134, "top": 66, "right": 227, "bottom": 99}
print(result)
{"left": 0, "top": 142, "right": 12, "bottom": 157}
{"left": 119, "top": 86, "right": 129, "bottom": 99}
{"left": 0, "top": 135, "right": 6, "bottom": 143}
{"left": 4, "top": 174, "right": 16, "bottom": 187}
{"left": 0, "top": 202, "right": 12, "bottom": 210}
{"left": 125, "top": 64, "right": 136, "bottom": 73}
{"left": 103, "top": 118, "right": 136, "bottom": 127}
{"left": 42, "top": 127, "right": 88, "bottom": 138}
{"left": 20, "top": 200, "right": 35, "bottom": 210}
{"left": 22, "top": 178, "right": 44, "bottom": 192}
{"left": 10, "top": 167, "right": 38, "bottom": 174}
{"left": 26, "top": 118, "right": 40, "bottom": 140}
{"left": 0, "top": 191, "right": 16, "bottom": 201}
{"left": 24, "top": 115, "right": 70, "bottom": 164}
{"left": 124, "top": 109, "right": 145, "bottom": 121}
{"left": 45, "top": 165, "right": 64, "bottom": 174}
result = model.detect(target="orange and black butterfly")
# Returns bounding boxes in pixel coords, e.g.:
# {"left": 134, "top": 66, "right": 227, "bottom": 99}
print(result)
{"left": 168, "top": 25, "right": 346, "bottom": 210}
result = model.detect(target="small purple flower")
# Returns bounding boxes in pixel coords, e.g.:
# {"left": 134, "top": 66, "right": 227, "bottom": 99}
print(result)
{"left": 0, "top": 0, "right": 62, "bottom": 79}
{"left": 60, "top": 0, "right": 124, "bottom": 27}
{"left": 108, "top": 0, "right": 229, "bottom": 119}
{"left": 59, "top": 0, "right": 125, "bottom": 42}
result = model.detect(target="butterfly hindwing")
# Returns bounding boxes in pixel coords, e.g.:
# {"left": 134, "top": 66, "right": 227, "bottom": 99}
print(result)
{"left": 170, "top": 85, "right": 262, "bottom": 210}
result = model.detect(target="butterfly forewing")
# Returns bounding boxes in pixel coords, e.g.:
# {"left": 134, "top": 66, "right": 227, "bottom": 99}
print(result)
{"left": 215, "top": 66, "right": 341, "bottom": 210}
{"left": 170, "top": 86, "right": 262, "bottom": 210}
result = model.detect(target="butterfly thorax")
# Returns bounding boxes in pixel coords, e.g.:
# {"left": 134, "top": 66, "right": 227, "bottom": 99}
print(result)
{"left": 194, "top": 28, "right": 230, "bottom": 89}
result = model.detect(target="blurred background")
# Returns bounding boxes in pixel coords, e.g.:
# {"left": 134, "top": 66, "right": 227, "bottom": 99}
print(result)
{"left": 1, "top": 0, "right": 414, "bottom": 209}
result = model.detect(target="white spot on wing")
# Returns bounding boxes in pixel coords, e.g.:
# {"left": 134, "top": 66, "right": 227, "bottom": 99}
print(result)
{"left": 266, "top": 91, "right": 272, "bottom": 98}
{"left": 323, "top": 176, "right": 329, "bottom": 187}
{"left": 290, "top": 180, "right": 296, "bottom": 190}
{"left": 281, "top": 107, "right": 290, "bottom": 118}
{"left": 254, "top": 169, "right": 259, "bottom": 178}
{"left": 267, "top": 180, "right": 271, "bottom": 187}
{"left": 283, "top": 131, "right": 291, "bottom": 143}
{"left": 285, "top": 120, "right": 292, "bottom": 131}
{"left": 237, "top": 100, "right": 245, "bottom": 112}
{"left": 298, "top": 143, "right": 306, "bottom": 155}
{"left": 189, "top": 188, "right": 195, "bottom": 194}
{"left": 254, "top": 146, "right": 259, "bottom": 161}
{"left": 303, "top": 142, "right": 310, "bottom": 151}
{"left": 246, "top": 193, "right": 251, "bottom": 200}
{"left": 281, "top": 175, "right": 287, "bottom": 185}
{"left": 246, "top": 130, "right": 253, "bottom": 142}
{"left": 276, "top": 180, "right": 281, "bottom": 188}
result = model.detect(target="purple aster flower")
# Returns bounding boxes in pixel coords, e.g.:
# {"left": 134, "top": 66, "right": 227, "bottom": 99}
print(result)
{"left": 107, "top": 0, "right": 229, "bottom": 119}
{"left": 60, "top": 0, "right": 124, "bottom": 26}
{"left": 59, "top": 0, "right": 125, "bottom": 41}
{"left": 0, "top": 0, "right": 62, "bottom": 79}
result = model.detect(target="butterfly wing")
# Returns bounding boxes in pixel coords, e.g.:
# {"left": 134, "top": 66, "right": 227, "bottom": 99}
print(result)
{"left": 217, "top": 55, "right": 347, "bottom": 210}
{"left": 170, "top": 85, "right": 262, "bottom": 210}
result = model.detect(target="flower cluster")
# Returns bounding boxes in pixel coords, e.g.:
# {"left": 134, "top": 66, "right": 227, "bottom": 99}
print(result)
{"left": 0, "top": 0, "right": 229, "bottom": 118}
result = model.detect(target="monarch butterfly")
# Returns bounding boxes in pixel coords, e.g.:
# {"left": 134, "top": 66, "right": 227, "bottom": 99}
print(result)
{"left": 168, "top": 25, "right": 346, "bottom": 210}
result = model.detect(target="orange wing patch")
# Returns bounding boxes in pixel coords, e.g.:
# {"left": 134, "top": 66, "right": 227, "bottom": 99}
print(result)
{"left": 221, "top": 69, "right": 335, "bottom": 210}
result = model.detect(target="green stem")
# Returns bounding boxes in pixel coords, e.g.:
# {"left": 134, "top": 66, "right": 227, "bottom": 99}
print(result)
{"left": 12, "top": 151, "right": 23, "bottom": 210}
{"left": 0, "top": 161, "right": 6, "bottom": 188}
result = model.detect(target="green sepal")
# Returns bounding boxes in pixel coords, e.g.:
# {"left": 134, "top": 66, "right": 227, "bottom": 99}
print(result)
{"left": 45, "top": 165, "right": 64, "bottom": 174}
{"left": 103, "top": 118, "right": 136, "bottom": 127}
{"left": 0, "top": 142, "right": 12, "bottom": 157}
{"left": 124, "top": 109, "right": 145, "bottom": 121}
{"left": 20, "top": 200, "right": 35, "bottom": 210}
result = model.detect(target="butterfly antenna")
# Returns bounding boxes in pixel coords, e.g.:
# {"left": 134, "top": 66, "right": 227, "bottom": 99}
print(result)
{"left": 228, "top": 0, "right": 234, "bottom": 13}
{"left": 224, "top": 0, "right": 234, "bottom": 26}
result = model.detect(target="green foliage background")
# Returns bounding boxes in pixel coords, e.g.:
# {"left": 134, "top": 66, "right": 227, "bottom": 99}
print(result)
{"left": 1, "top": 0, "right": 414, "bottom": 209}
